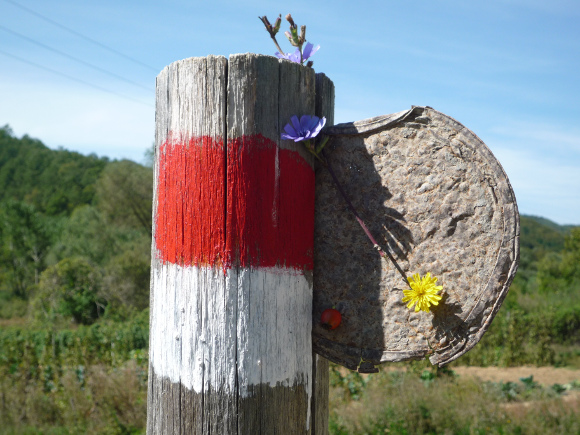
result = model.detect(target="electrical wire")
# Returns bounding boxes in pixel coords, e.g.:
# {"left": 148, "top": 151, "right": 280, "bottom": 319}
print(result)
{"left": 0, "top": 48, "right": 154, "bottom": 107}
{"left": 2, "top": 0, "right": 159, "bottom": 72}
{"left": 0, "top": 24, "right": 153, "bottom": 92}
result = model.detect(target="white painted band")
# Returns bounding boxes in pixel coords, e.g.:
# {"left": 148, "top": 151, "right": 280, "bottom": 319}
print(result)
{"left": 150, "top": 263, "right": 313, "bottom": 403}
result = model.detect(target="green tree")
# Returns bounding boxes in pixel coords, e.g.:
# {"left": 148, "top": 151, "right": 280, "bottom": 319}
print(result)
{"left": 102, "top": 234, "right": 152, "bottom": 313}
{"left": 52, "top": 205, "right": 118, "bottom": 265}
{"left": 537, "top": 228, "right": 580, "bottom": 294}
{"left": 0, "top": 200, "right": 55, "bottom": 298}
{"left": 0, "top": 127, "right": 108, "bottom": 216}
{"left": 96, "top": 160, "right": 153, "bottom": 234}
{"left": 561, "top": 228, "right": 580, "bottom": 276}
{"left": 30, "top": 257, "right": 105, "bottom": 325}
{"left": 50, "top": 205, "right": 152, "bottom": 316}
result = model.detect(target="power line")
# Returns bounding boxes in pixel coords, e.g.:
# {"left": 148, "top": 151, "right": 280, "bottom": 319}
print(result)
{"left": 0, "top": 24, "right": 153, "bottom": 92}
{"left": 0, "top": 48, "right": 154, "bottom": 107}
{"left": 2, "top": 0, "right": 159, "bottom": 72}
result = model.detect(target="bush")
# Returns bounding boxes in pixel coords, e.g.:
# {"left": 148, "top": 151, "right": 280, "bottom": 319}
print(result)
{"left": 30, "top": 257, "right": 106, "bottom": 326}
{"left": 454, "top": 308, "right": 555, "bottom": 367}
{"left": 0, "top": 310, "right": 149, "bottom": 378}
{"left": 0, "top": 311, "right": 149, "bottom": 433}
{"left": 0, "top": 360, "right": 147, "bottom": 434}
{"left": 329, "top": 363, "right": 580, "bottom": 435}
{"left": 552, "top": 304, "right": 580, "bottom": 344}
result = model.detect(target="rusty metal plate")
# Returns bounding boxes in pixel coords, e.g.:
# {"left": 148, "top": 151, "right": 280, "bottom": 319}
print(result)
{"left": 312, "top": 106, "right": 519, "bottom": 372}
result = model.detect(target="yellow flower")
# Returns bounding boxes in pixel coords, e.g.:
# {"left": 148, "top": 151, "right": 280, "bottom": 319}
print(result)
{"left": 402, "top": 273, "right": 443, "bottom": 313}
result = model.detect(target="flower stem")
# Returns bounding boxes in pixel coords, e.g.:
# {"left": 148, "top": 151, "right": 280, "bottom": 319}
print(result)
{"left": 258, "top": 15, "right": 286, "bottom": 56}
{"left": 271, "top": 36, "right": 285, "bottom": 56}
{"left": 321, "top": 149, "right": 409, "bottom": 286}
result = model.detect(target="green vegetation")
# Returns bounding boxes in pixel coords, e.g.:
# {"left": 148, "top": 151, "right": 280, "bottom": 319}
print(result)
{"left": 0, "top": 125, "right": 152, "bottom": 324}
{"left": 1, "top": 125, "right": 579, "bottom": 433}
{"left": 0, "top": 360, "right": 147, "bottom": 434}
{"left": 0, "top": 125, "right": 108, "bottom": 216}
{"left": 453, "top": 220, "right": 580, "bottom": 368}
{"left": 0, "top": 127, "right": 151, "bottom": 434}
{"left": 329, "top": 364, "right": 580, "bottom": 434}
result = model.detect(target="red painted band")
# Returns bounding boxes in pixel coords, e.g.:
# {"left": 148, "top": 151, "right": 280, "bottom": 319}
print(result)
{"left": 155, "top": 134, "right": 314, "bottom": 271}
{"left": 226, "top": 134, "right": 315, "bottom": 270}
{"left": 155, "top": 135, "right": 227, "bottom": 268}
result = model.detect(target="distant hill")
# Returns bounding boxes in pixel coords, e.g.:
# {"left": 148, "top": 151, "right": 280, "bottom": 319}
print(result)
{"left": 520, "top": 215, "right": 569, "bottom": 249}
{"left": 0, "top": 125, "right": 109, "bottom": 216}
{"left": 518, "top": 215, "right": 576, "bottom": 270}
{"left": 523, "top": 215, "right": 576, "bottom": 234}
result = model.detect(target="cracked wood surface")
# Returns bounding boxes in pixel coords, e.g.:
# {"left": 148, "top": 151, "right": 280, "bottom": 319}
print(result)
{"left": 148, "top": 54, "right": 333, "bottom": 435}
{"left": 312, "top": 106, "right": 519, "bottom": 372}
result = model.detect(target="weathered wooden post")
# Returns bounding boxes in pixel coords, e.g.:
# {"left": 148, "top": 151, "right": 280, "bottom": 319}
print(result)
{"left": 147, "top": 54, "right": 334, "bottom": 434}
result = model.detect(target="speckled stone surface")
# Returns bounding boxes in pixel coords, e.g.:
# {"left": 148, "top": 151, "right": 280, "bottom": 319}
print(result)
{"left": 312, "top": 106, "right": 519, "bottom": 372}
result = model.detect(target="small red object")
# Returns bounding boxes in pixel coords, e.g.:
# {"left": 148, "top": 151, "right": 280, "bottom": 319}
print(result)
{"left": 321, "top": 308, "right": 342, "bottom": 330}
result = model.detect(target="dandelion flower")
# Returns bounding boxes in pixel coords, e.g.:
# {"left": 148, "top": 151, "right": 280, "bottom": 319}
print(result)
{"left": 402, "top": 273, "right": 443, "bottom": 313}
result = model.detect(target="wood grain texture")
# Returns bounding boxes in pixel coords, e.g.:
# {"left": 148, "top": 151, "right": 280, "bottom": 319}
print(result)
{"left": 148, "top": 55, "right": 229, "bottom": 435}
{"left": 313, "top": 106, "right": 519, "bottom": 371}
{"left": 227, "top": 53, "right": 315, "bottom": 434}
{"left": 310, "top": 72, "right": 335, "bottom": 435}
{"left": 148, "top": 54, "right": 332, "bottom": 434}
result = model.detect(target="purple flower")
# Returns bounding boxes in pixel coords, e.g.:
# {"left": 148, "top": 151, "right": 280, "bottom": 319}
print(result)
{"left": 275, "top": 42, "right": 320, "bottom": 64}
{"left": 302, "top": 42, "right": 320, "bottom": 61}
{"left": 281, "top": 115, "right": 326, "bottom": 142}
{"left": 275, "top": 48, "right": 302, "bottom": 63}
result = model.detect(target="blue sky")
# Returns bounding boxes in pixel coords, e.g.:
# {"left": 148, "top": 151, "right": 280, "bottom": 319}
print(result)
{"left": 1, "top": 0, "right": 579, "bottom": 224}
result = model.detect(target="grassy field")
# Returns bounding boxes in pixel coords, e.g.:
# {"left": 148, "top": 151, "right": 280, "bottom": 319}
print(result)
{"left": 329, "top": 362, "right": 580, "bottom": 435}
{"left": 1, "top": 356, "right": 579, "bottom": 434}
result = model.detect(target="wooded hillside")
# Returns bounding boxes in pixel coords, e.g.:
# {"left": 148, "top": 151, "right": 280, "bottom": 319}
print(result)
{"left": 0, "top": 125, "right": 152, "bottom": 320}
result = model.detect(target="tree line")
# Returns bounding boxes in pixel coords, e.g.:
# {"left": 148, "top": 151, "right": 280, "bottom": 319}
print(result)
{"left": 0, "top": 125, "right": 153, "bottom": 325}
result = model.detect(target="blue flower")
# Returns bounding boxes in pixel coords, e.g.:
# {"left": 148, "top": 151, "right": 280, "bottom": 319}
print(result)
{"left": 281, "top": 115, "right": 326, "bottom": 142}
{"left": 302, "top": 42, "right": 320, "bottom": 61}
{"left": 275, "top": 42, "right": 320, "bottom": 64}
{"left": 275, "top": 48, "right": 302, "bottom": 63}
